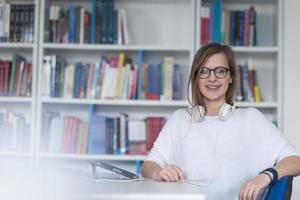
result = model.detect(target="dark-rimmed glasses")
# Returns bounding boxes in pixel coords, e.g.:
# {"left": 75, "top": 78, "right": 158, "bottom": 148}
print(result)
{"left": 198, "top": 67, "right": 230, "bottom": 79}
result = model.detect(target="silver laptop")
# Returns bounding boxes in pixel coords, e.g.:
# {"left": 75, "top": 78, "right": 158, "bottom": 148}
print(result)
{"left": 91, "top": 161, "right": 140, "bottom": 180}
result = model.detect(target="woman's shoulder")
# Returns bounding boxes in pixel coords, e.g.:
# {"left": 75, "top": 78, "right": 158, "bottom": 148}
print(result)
{"left": 236, "top": 107, "right": 263, "bottom": 116}
{"left": 235, "top": 107, "right": 268, "bottom": 121}
{"left": 171, "top": 108, "right": 192, "bottom": 120}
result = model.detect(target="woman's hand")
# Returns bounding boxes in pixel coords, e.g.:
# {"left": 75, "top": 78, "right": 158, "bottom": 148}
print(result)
{"left": 239, "top": 173, "right": 271, "bottom": 200}
{"left": 153, "top": 164, "right": 184, "bottom": 182}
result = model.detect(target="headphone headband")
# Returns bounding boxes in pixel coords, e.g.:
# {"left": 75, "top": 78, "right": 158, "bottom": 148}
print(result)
{"left": 190, "top": 103, "right": 235, "bottom": 122}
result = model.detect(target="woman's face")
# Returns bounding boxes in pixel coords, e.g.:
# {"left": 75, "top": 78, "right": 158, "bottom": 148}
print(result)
{"left": 197, "top": 53, "right": 232, "bottom": 105}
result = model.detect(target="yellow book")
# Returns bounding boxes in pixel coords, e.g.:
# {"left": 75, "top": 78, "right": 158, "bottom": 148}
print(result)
{"left": 254, "top": 85, "right": 261, "bottom": 102}
{"left": 114, "top": 53, "right": 125, "bottom": 98}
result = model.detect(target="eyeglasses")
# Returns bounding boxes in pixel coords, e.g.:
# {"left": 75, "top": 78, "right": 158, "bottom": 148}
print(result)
{"left": 198, "top": 67, "right": 231, "bottom": 79}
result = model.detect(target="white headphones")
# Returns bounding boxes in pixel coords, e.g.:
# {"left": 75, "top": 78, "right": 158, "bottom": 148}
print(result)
{"left": 190, "top": 103, "right": 236, "bottom": 122}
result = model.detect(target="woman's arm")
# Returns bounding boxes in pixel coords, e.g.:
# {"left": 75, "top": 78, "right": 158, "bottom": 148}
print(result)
{"left": 239, "top": 155, "right": 300, "bottom": 200}
{"left": 141, "top": 161, "right": 163, "bottom": 181}
{"left": 274, "top": 155, "right": 300, "bottom": 179}
{"left": 141, "top": 160, "right": 184, "bottom": 182}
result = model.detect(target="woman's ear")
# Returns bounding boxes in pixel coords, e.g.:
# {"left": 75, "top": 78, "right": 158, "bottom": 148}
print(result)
{"left": 229, "top": 78, "right": 232, "bottom": 84}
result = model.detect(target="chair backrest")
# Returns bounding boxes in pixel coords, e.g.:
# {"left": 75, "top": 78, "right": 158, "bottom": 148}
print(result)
{"left": 264, "top": 176, "right": 293, "bottom": 200}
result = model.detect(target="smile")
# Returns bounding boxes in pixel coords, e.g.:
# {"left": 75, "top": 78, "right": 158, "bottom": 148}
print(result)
{"left": 206, "top": 85, "right": 220, "bottom": 90}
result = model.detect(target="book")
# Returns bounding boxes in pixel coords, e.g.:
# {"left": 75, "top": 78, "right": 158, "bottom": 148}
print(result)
{"left": 88, "top": 115, "right": 106, "bottom": 154}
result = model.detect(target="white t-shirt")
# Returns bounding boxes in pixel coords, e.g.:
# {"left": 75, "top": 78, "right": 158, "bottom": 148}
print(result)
{"left": 146, "top": 108, "right": 298, "bottom": 199}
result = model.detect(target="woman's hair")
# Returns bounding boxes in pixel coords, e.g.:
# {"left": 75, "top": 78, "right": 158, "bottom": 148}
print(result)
{"left": 187, "top": 42, "right": 238, "bottom": 107}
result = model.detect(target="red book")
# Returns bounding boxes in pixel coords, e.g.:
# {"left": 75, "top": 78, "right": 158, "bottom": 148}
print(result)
{"left": 131, "top": 67, "right": 137, "bottom": 99}
{"left": 201, "top": 17, "right": 207, "bottom": 44}
{"left": 25, "top": 63, "right": 32, "bottom": 97}
{"left": 70, "top": 118, "right": 80, "bottom": 153}
{"left": 146, "top": 117, "right": 164, "bottom": 152}
{"left": 0, "top": 62, "right": 3, "bottom": 95}
{"left": 145, "top": 118, "right": 152, "bottom": 151}
{"left": 3, "top": 61, "right": 11, "bottom": 96}
{"left": 61, "top": 117, "right": 71, "bottom": 153}
{"left": 128, "top": 141, "right": 147, "bottom": 155}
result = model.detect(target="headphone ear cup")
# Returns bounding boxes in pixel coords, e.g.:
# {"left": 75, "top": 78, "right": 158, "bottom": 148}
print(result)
{"left": 218, "top": 104, "right": 236, "bottom": 121}
{"left": 192, "top": 106, "right": 205, "bottom": 122}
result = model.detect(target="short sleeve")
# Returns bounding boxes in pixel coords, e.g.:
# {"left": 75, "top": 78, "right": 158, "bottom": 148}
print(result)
{"left": 145, "top": 109, "right": 186, "bottom": 167}
{"left": 248, "top": 108, "right": 298, "bottom": 163}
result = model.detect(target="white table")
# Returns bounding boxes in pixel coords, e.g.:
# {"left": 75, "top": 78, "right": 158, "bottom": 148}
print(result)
{"left": 68, "top": 179, "right": 206, "bottom": 200}
{"left": 0, "top": 169, "right": 205, "bottom": 200}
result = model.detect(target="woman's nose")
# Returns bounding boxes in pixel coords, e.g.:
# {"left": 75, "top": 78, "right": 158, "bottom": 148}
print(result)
{"left": 207, "top": 72, "right": 217, "bottom": 81}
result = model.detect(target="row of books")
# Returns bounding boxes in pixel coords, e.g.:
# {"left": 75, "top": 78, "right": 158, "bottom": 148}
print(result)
{"left": 201, "top": 1, "right": 257, "bottom": 46}
{"left": 0, "top": 55, "right": 32, "bottom": 97}
{"left": 235, "top": 61, "right": 262, "bottom": 102}
{"left": 41, "top": 111, "right": 165, "bottom": 155}
{"left": 42, "top": 53, "right": 182, "bottom": 100}
{"left": 47, "top": 0, "right": 129, "bottom": 44}
{"left": 0, "top": 2, "right": 35, "bottom": 43}
{"left": 0, "top": 110, "right": 30, "bottom": 152}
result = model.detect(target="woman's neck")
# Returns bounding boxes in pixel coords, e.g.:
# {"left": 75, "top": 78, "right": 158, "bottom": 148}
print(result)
{"left": 204, "top": 99, "right": 226, "bottom": 116}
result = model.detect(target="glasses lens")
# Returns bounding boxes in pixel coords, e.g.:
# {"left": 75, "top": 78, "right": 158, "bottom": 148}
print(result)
{"left": 199, "top": 68, "right": 210, "bottom": 78}
{"left": 215, "top": 67, "right": 228, "bottom": 78}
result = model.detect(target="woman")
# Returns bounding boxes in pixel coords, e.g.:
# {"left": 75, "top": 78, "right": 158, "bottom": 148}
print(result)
{"left": 141, "top": 43, "right": 300, "bottom": 200}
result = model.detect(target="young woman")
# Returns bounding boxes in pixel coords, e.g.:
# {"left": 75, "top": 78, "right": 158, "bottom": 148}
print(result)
{"left": 141, "top": 43, "right": 300, "bottom": 200}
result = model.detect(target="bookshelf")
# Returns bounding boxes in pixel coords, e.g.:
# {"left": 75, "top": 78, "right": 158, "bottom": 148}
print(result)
{"left": 0, "top": 0, "right": 283, "bottom": 171}
{"left": 35, "top": 0, "right": 196, "bottom": 168}
{"left": 0, "top": 0, "right": 39, "bottom": 170}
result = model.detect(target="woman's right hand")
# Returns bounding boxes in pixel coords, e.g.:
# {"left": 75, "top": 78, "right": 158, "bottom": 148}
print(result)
{"left": 153, "top": 164, "right": 185, "bottom": 182}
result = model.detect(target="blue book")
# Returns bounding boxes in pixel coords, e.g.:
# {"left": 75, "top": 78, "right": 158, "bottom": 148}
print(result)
{"left": 88, "top": 115, "right": 106, "bottom": 154}
{"left": 241, "top": 64, "right": 250, "bottom": 101}
{"left": 81, "top": 63, "right": 89, "bottom": 98}
{"left": 146, "top": 64, "right": 153, "bottom": 99}
{"left": 90, "top": 0, "right": 97, "bottom": 43}
{"left": 136, "top": 50, "right": 143, "bottom": 99}
{"left": 107, "top": 0, "right": 114, "bottom": 44}
{"left": 172, "top": 64, "right": 181, "bottom": 100}
{"left": 113, "top": 9, "right": 118, "bottom": 44}
{"left": 73, "top": 62, "right": 82, "bottom": 98}
{"left": 125, "top": 114, "right": 129, "bottom": 153}
{"left": 153, "top": 64, "right": 161, "bottom": 100}
{"left": 105, "top": 117, "right": 115, "bottom": 154}
{"left": 229, "top": 11, "right": 235, "bottom": 46}
{"left": 238, "top": 11, "right": 245, "bottom": 46}
{"left": 50, "top": 55, "right": 56, "bottom": 97}
{"left": 212, "top": 0, "right": 222, "bottom": 43}
{"left": 101, "top": 0, "right": 107, "bottom": 43}
{"left": 68, "top": 6, "right": 76, "bottom": 43}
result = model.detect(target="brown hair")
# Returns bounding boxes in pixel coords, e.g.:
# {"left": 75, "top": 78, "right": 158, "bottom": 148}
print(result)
{"left": 187, "top": 42, "right": 238, "bottom": 107}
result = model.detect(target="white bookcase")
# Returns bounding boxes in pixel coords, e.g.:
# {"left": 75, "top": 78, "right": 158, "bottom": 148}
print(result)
{"left": 36, "top": 0, "right": 196, "bottom": 168}
{"left": 0, "top": 0, "right": 39, "bottom": 170}
{"left": 0, "top": 0, "right": 283, "bottom": 170}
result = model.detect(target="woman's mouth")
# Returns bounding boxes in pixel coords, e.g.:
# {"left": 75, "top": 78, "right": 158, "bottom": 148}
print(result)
{"left": 206, "top": 85, "right": 220, "bottom": 90}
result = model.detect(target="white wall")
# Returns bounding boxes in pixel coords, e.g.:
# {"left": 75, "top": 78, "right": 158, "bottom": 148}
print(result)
{"left": 283, "top": 0, "right": 300, "bottom": 199}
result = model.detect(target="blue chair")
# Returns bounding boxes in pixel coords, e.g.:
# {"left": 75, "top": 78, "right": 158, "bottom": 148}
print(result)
{"left": 264, "top": 176, "right": 293, "bottom": 200}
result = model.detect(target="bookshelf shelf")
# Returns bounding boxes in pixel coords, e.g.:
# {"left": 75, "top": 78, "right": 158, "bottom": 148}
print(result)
{"left": 232, "top": 46, "right": 279, "bottom": 53}
{"left": 39, "top": 153, "right": 146, "bottom": 161}
{"left": 0, "top": 43, "right": 34, "bottom": 49}
{"left": 0, "top": 97, "right": 32, "bottom": 103}
{"left": 40, "top": 97, "right": 277, "bottom": 108}
{"left": 0, "top": 152, "right": 31, "bottom": 158}
{"left": 41, "top": 98, "right": 189, "bottom": 107}
{"left": 42, "top": 43, "right": 190, "bottom": 52}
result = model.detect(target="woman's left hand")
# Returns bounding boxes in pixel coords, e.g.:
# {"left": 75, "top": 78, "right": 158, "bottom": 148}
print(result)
{"left": 239, "top": 173, "right": 271, "bottom": 200}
